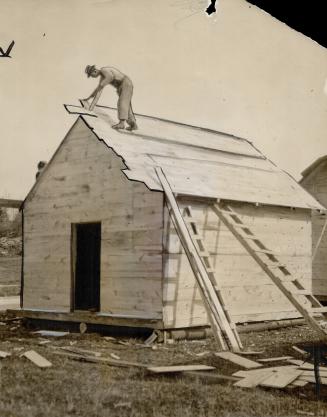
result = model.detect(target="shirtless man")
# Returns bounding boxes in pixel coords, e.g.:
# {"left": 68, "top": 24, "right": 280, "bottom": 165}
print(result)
{"left": 82, "top": 65, "right": 138, "bottom": 131}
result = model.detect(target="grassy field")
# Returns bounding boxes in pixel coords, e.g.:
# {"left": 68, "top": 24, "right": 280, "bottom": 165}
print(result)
{"left": 1, "top": 314, "right": 327, "bottom": 417}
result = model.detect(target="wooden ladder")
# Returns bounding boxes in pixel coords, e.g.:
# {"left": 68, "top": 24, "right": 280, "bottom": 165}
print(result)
{"left": 155, "top": 167, "right": 243, "bottom": 351}
{"left": 183, "top": 205, "right": 243, "bottom": 350}
{"left": 211, "top": 202, "right": 327, "bottom": 340}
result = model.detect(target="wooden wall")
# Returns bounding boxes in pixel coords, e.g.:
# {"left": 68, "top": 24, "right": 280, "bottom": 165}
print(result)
{"left": 301, "top": 163, "right": 327, "bottom": 296}
{"left": 163, "top": 199, "right": 312, "bottom": 328}
{"left": 23, "top": 118, "right": 163, "bottom": 319}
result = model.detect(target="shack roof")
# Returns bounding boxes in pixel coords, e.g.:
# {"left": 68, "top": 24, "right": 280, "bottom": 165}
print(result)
{"left": 300, "top": 155, "right": 327, "bottom": 181}
{"left": 26, "top": 104, "right": 324, "bottom": 211}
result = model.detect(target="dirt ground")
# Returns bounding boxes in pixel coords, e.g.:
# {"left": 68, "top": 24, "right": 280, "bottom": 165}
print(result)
{"left": 1, "top": 313, "right": 327, "bottom": 417}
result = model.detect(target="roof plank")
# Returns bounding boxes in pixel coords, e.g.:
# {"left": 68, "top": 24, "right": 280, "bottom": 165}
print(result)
{"left": 62, "top": 105, "right": 324, "bottom": 210}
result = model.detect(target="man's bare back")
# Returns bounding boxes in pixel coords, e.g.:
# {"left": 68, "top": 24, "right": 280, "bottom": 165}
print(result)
{"left": 82, "top": 65, "right": 138, "bottom": 131}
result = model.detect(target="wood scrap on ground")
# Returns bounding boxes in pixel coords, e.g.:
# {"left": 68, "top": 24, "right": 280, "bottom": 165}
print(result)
{"left": 23, "top": 350, "right": 52, "bottom": 368}
{"left": 238, "top": 350, "right": 265, "bottom": 356}
{"left": 144, "top": 332, "right": 157, "bottom": 345}
{"left": 194, "top": 351, "right": 211, "bottom": 357}
{"left": 230, "top": 356, "right": 327, "bottom": 390}
{"left": 289, "top": 379, "right": 308, "bottom": 387}
{"left": 33, "top": 330, "right": 69, "bottom": 337}
{"left": 232, "top": 365, "right": 305, "bottom": 389}
{"left": 300, "top": 369, "right": 327, "bottom": 377}
{"left": 287, "top": 359, "right": 327, "bottom": 371}
{"left": 287, "top": 359, "right": 309, "bottom": 367}
{"left": 38, "top": 339, "right": 51, "bottom": 345}
{"left": 183, "top": 371, "right": 240, "bottom": 384}
{"left": 110, "top": 353, "right": 120, "bottom": 360}
{"left": 292, "top": 346, "right": 309, "bottom": 356}
{"left": 234, "top": 371, "right": 272, "bottom": 388}
{"left": 53, "top": 350, "right": 148, "bottom": 368}
{"left": 260, "top": 369, "right": 303, "bottom": 388}
{"left": 147, "top": 365, "right": 216, "bottom": 374}
{"left": 258, "top": 356, "right": 293, "bottom": 363}
{"left": 0, "top": 350, "right": 11, "bottom": 358}
{"left": 0, "top": 316, "right": 23, "bottom": 323}
{"left": 299, "top": 376, "right": 327, "bottom": 385}
{"left": 214, "top": 351, "right": 262, "bottom": 369}
{"left": 57, "top": 346, "right": 102, "bottom": 357}
{"left": 233, "top": 365, "right": 297, "bottom": 378}
{"left": 79, "top": 323, "right": 87, "bottom": 334}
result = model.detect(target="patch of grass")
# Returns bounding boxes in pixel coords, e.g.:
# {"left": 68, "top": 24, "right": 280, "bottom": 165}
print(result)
{"left": 1, "top": 317, "right": 327, "bottom": 417}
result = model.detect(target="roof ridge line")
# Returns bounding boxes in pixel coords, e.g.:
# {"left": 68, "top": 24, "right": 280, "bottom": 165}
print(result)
{"left": 93, "top": 103, "right": 253, "bottom": 144}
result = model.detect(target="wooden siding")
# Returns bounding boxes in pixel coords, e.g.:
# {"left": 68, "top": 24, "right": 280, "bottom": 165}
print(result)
{"left": 301, "top": 161, "right": 327, "bottom": 208}
{"left": 163, "top": 200, "right": 312, "bottom": 328}
{"left": 311, "top": 212, "right": 327, "bottom": 295}
{"left": 301, "top": 163, "right": 327, "bottom": 296}
{"left": 23, "top": 118, "right": 163, "bottom": 318}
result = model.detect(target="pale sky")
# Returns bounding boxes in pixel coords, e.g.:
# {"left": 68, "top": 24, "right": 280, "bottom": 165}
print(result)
{"left": 0, "top": 0, "right": 326, "bottom": 199}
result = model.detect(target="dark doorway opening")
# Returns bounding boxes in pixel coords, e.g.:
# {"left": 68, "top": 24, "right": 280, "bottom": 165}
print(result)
{"left": 72, "top": 222, "right": 101, "bottom": 311}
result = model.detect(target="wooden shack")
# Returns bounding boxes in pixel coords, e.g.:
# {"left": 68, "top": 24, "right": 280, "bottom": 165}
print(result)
{"left": 18, "top": 104, "right": 323, "bottom": 332}
{"left": 300, "top": 156, "right": 327, "bottom": 300}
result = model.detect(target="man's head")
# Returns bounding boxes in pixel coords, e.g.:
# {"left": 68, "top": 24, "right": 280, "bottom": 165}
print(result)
{"left": 37, "top": 161, "right": 47, "bottom": 169}
{"left": 85, "top": 65, "right": 99, "bottom": 78}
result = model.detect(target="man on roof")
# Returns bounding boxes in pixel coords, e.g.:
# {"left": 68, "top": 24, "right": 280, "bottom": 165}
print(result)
{"left": 81, "top": 65, "right": 138, "bottom": 131}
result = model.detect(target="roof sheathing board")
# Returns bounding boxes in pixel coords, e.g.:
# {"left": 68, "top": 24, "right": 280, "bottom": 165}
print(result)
{"left": 67, "top": 104, "right": 262, "bottom": 158}
{"left": 64, "top": 105, "right": 324, "bottom": 210}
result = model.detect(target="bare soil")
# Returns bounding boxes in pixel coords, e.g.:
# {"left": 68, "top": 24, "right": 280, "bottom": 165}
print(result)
{"left": 1, "top": 313, "right": 327, "bottom": 417}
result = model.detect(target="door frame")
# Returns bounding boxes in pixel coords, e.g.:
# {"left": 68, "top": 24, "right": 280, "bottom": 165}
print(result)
{"left": 70, "top": 222, "right": 101, "bottom": 312}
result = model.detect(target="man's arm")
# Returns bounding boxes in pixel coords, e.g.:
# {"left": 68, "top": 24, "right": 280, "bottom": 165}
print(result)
{"left": 89, "top": 87, "right": 104, "bottom": 111}
{"left": 85, "top": 86, "right": 98, "bottom": 100}
{"left": 84, "top": 70, "right": 113, "bottom": 97}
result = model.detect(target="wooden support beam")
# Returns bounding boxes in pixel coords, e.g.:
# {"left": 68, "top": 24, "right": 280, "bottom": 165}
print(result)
{"left": 7, "top": 309, "right": 162, "bottom": 329}
{"left": 155, "top": 167, "right": 242, "bottom": 352}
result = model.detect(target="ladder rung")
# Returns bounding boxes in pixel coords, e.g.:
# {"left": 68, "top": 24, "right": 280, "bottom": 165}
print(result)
{"left": 219, "top": 208, "right": 238, "bottom": 216}
{"left": 232, "top": 223, "right": 251, "bottom": 229}
{"left": 294, "top": 290, "right": 312, "bottom": 296}
{"left": 242, "top": 235, "right": 260, "bottom": 241}
{"left": 254, "top": 249, "right": 275, "bottom": 255}
{"left": 281, "top": 276, "right": 296, "bottom": 282}
{"left": 264, "top": 263, "right": 287, "bottom": 269}
{"left": 198, "top": 251, "right": 210, "bottom": 258}
{"left": 206, "top": 268, "right": 215, "bottom": 274}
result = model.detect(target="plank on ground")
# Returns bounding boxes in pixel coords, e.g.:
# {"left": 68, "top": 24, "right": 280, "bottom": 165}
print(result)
{"left": 234, "top": 371, "right": 272, "bottom": 388}
{"left": 233, "top": 365, "right": 297, "bottom": 378}
{"left": 53, "top": 351, "right": 148, "bottom": 368}
{"left": 300, "top": 369, "right": 327, "bottom": 377}
{"left": 23, "top": 350, "right": 52, "bottom": 368}
{"left": 287, "top": 359, "right": 327, "bottom": 372}
{"left": 260, "top": 369, "right": 303, "bottom": 388}
{"left": 147, "top": 365, "right": 216, "bottom": 373}
{"left": 299, "top": 376, "right": 327, "bottom": 385}
{"left": 289, "top": 379, "right": 309, "bottom": 387}
{"left": 214, "top": 351, "right": 262, "bottom": 369}
{"left": 258, "top": 356, "right": 293, "bottom": 363}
